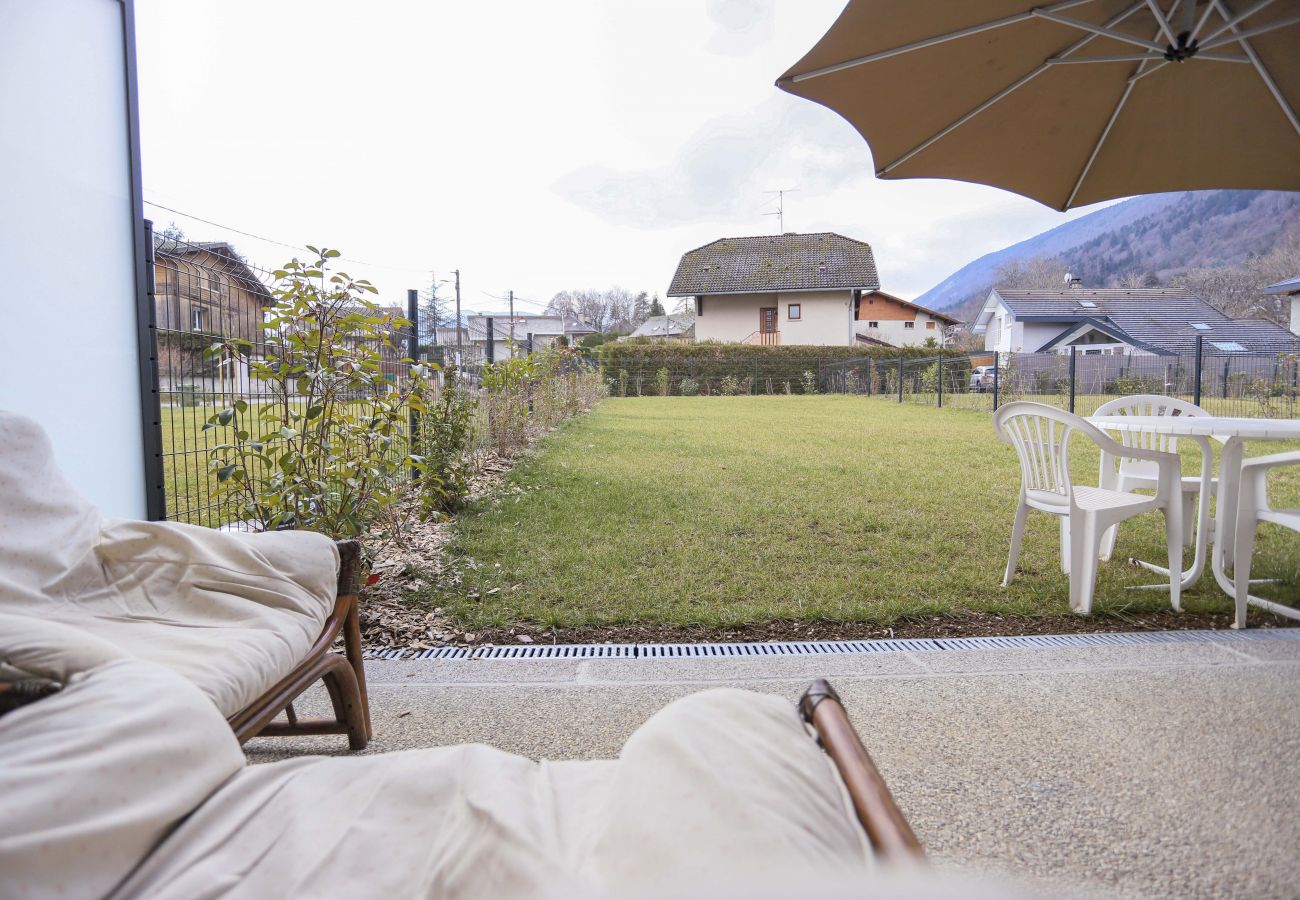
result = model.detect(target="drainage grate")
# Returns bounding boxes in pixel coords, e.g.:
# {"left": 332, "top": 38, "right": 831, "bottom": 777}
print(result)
{"left": 361, "top": 628, "right": 1300, "bottom": 661}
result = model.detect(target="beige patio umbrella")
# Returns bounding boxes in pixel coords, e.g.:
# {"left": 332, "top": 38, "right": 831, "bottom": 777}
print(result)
{"left": 776, "top": 0, "right": 1300, "bottom": 210}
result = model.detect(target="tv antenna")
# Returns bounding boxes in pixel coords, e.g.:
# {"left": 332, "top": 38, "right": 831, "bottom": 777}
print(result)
{"left": 763, "top": 188, "right": 799, "bottom": 233}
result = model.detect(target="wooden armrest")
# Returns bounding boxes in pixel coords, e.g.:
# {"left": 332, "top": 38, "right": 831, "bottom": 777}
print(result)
{"left": 799, "top": 679, "right": 925, "bottom": 863}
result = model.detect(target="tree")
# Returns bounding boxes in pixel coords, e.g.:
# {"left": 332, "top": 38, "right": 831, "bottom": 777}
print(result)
{"left": 419, "top": 272, "right": 452, "bottom": 349}
{"left": 160, "top": 221, "right": 186, "bottom": 241}
{"left": 648, "top": 293, "right": 666, "bottom": 317}
{"left": 994, "top": 255, "right": 1071, "bottom": 290}
{"left": 632, "top": 292, "right": 651, "bottom": 326}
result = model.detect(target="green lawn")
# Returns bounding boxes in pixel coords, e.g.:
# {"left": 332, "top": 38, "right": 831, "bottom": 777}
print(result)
{"left": 426, "top": 396, "right": 1299, "bottom": 629}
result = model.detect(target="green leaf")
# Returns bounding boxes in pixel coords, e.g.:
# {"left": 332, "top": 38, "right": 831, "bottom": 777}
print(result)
{"left": 217, "top": 408, "right": 235, "bottom": 426}
{"left": 234, "top": 400, "right": 248, "bottom": 413}
{"left": 216, "top": 464, "right": 237, "bottom": 482}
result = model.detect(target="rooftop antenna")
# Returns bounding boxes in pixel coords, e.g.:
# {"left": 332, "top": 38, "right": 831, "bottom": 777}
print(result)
{"left": 763, "top": 188, "right": 800, "bottom": 233}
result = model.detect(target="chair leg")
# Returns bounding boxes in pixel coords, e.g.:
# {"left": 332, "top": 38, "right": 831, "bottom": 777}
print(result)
{"left": 1233, "top": 473, "right": 1262, "bottom": 630}
{"left": 1164, "top": 502, "right": 1183, "bottom": 613}
{"left": 1180, "top": 490, "right": 1197, "bottom": 548}
{"left": 1068, "top": 512, "right": 1100, "bottom": 615}
{"left": 1003, "top": 502, "right": 1029, "bottom": 587}
{"left": 320, "top": 657, "right": 369, "bottom": 751}
{"left": 1059, "top": 517, "right": 1071, "bottom": 575}
{"left": 342, "top": 593, "right": 372, "bottom": 739}
{"left": 1098, "top": 461, "right": 1120, "bottom": 561}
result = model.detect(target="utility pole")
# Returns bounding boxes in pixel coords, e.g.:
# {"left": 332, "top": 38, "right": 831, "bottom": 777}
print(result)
{"left": 453, "top": 269, "right": 462, "bottom": 360}
{"left": 508, "top": 289, "right": 515, "bottom": 359}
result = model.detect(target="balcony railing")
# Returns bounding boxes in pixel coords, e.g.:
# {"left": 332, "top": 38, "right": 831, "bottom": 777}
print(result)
{"left": 742, "top": 330, "right": 781, "bottom": 346}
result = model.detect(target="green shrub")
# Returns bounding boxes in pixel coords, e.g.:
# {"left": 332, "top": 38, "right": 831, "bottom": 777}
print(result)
{"left": 415, "top": 366, "right": 476, "bottom": 516}
{"left": 801, "top": 370, "right": 818, "bottom": 394}
{"left": 678, "top": 376, "right": 699, "bottom": 396}
{"left": 656, "top": 366, "right": 670, "bottom": 396}
{"left": 719, "top": 374, "right": 741, "bottom": 396}
{"left": 618, "top": 369, "right": 629, "bottom": 397}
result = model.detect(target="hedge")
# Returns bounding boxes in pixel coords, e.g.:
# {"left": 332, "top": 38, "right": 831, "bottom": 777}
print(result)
{"left": 593, "top": 343, "right": 965, "bottom": 396}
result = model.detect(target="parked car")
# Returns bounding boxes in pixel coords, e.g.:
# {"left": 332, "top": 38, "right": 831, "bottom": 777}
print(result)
{"left": 969, "top": 365, "right": 996, "bottom": 393}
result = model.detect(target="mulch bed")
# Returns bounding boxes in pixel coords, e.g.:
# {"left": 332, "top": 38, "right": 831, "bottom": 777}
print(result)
{"left": 450, "top": 610, "right": 1297, "bottom": 648}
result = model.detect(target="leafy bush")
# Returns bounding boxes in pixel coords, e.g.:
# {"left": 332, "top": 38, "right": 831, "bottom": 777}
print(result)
{"left": 618, "top": 369, "right": 629, "bottom": 397}
{"left": 801, "top": 370, "right": 818, "bottom": 394}
{"left": 678, "top": 376, "right": 699, "bottom": 396}
{"left": 719, "top": 374, "right": 741, "bottom": 396}
{"left": 656, "top": 366, "right": 670, "bottom": 396}
{"left": 415, "top": 366, "right": 476, "bottom": 516}
{"left": 202, "top": 247, "right": 429, "bottom": 537}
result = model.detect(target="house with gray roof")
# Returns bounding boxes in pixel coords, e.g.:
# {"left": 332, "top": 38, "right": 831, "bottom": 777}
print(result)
{"left": 1264, "top": 275, "right": 1300, "bottom": 337}
{"left": 626, "top": 314, "right": 693, "bottom": 342}
{"left": 667, "top": 232, "right": 945, "bottom": 347}
{"left": 972, "top": 287, "right": 1300, "bottom": 357}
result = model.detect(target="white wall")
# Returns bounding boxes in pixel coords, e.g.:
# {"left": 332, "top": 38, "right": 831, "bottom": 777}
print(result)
{"left": 695, "top": 291, "right": 852, "bottom": 346}
{"left": 1291, "top": 295, "right": 1299, "bottom": 336}
{"left": 0, "top": 0, "right": 146, "bottom": 517}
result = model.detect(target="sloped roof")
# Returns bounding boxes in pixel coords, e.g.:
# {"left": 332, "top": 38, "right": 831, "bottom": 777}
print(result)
{"left": 629, "top": 314, "right": 692, "bottom": 338}
{"left": 153, "top": 237, "right": 273, "bottom": 302}
{"left": 863, "top": 289, "right": 962, "bottom": 325}
{"left": 1264, "top": 275, "right": 1300, "bottom": 295}
{"left": 990, "top": 288, "right": 1300, "bottom": 354}
{"left": 667, "top": 232, "right": 879, "bottom": 296}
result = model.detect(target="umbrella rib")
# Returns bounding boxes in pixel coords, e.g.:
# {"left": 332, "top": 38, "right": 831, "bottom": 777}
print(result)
{"left": 1144, "top": 0, "right": 1180, "bottom": 45}
{"left": 1210, "top": 0, "right": 1300, "bottom": 138}
{"left": 1200, "top": 10, "right": 1300, "bottom": 50}
{"left": 1031, "top": 10, "right": 1167, "bottom": 51}
{"left": 1197, "top": 0, "right": 1278, "bottom": 44}
{"left": 879, "top": 1, "right": 1148, "bottom": 177}
{"left": 1064, "top": 4, "right": 1181, "bottom": 208}
{"left": 779, "top": 0, "right": 1096, "bottom": 85}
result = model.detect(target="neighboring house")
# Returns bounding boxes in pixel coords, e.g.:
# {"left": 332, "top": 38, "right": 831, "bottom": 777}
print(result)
{"left": 853, "top": 289, "right": 960, "bottom": 347}
{"left": 668, "top": 232, "right": 882, "bottom": 347}
{"left": 972, "top": 287, "right": 1300, "bottom": 356}
{"left": 625, "top": 314, "right": 694, "bottom": 342}
{"left": 1264, "top": 275, "right": 1300, "bottom": 336}
{"left": 465, "top": 312, "right": 596, "bottom": 359}
{"left": 153, "top": 238, "right": 274, "bottom": 394}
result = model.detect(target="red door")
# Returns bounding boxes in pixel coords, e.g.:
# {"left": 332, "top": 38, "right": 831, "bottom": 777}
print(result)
{"left": 760, "top": 307, "right": 778, "bottom": 343}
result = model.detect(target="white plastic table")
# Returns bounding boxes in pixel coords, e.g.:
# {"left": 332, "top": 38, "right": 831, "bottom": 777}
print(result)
{"left": 1088, "top": 415, "right": 1300, "bottom": 624}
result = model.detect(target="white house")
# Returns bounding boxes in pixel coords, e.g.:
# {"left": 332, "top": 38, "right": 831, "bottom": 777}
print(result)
{"left": 1264, "top": 274, "right": 1300, "bottom": 336}
{"left": 972, "top": 287, "right": 1300, "bottom": 356}
{"left": 666, "top": 232, "right": 956, "bottom": 347}
{"left": 463, "top": 312, "right": 596, "bottom": 360}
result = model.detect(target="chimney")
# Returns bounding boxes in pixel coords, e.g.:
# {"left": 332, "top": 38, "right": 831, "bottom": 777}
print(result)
{"left": 1291, "top": 293, "right": 1299, "bottom": 337}
{"left": 1064, "top": 272, "right": 1082, "bottom": 289}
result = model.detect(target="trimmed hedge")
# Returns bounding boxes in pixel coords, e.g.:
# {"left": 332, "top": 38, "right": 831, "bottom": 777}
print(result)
{"left": 594, "top": 343, "right": 959, "bottom": 396}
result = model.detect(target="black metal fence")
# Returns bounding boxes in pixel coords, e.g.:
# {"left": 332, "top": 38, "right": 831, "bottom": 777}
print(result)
{"left": 822, "top": 343, "right": 1300, "bottom": 419}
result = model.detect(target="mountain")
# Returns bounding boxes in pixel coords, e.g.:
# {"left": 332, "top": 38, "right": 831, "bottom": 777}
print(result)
{"left": 915, "top": 190, "right": 1300, "bottom": 323}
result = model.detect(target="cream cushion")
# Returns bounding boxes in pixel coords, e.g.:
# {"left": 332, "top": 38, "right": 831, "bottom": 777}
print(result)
{"left": 0, "top": 410, "right": 339, "bottom": 716}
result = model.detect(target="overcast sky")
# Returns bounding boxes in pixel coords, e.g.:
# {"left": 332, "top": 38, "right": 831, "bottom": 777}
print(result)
{"left": 135, "top": 0, "right": 1113, "bottom": 315}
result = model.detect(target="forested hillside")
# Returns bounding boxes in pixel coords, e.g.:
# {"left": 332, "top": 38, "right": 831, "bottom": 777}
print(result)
{"left": 918, "top": 190, "right": 1300, "bottom": 326}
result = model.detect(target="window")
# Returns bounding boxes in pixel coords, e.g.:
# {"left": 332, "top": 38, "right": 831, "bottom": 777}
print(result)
{"left": 190, "top": 305, "right": 207, "bottom": 331}
{"left": 925, "top": 321, "right": 936, "bottom": 329}
{"left": 867, "top": 320, "right": 879, "bottom": 328}
{"left": 1210, "top": 340, "right": 1246, "bottom": 351}
{"left": 1079, "top": 300, "right": 1097, "bottom": 309}
{"left": 904, "top": 321, "right": 915, "bottom": 329}
{"left": 1191, "top": 323, "right": 1211, "bottom": 331}
{"left": 788, "top": 303, "right": 801, "bottom": 320}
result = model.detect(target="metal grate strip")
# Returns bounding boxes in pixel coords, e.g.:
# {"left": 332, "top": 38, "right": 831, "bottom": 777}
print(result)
{"left": 361, "top": 628, "right": 1300, "bottom": 660}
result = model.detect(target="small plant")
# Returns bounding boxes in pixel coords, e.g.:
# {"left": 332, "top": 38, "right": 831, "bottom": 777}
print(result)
{"left": 656, "top": 366, "right": 670, "bottom": 396}
{"left": 719, "top": 374, "right": 741, "bottom": 396}
{"left": 801, "top": 370, "right": 818, "bottom": 394}
{"left": 618, "top": 369, "right": 629, "bottom": 397}
{"left": 678, "top": 376, "right": 699, "bottom": 396}
{"left": 415, "top": 366, "right": 476, "bottom": 516}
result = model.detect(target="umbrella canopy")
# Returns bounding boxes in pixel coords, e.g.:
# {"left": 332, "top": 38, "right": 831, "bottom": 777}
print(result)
{"left": 777, "top": 0, "right": 1300, "bottom": 210}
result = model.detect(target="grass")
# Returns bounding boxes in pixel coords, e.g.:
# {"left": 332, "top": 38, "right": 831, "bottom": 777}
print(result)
{"left": 427, "top": 396, "right": 1299, "bottom": 630}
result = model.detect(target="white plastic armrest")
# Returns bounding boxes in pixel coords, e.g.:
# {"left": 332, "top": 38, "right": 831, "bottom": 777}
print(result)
{"left": 1239, "top": 449, "right": 1300, "bottom": 473}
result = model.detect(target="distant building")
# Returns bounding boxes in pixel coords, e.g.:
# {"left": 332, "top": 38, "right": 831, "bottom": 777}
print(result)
{"left": 666, "top": 232, "right": 949, "bottom": 347}
{"left": 463, "top": 312, "right": 596, "bottom": 359}
{"left": 1264, "top": 275, "right": 1300, "bottom": 337}
{"left": 972, "top": 287, "right": 1300, "bottom": 355}
{"left": 625, "top": 314, "right": 693, "bottom": 342}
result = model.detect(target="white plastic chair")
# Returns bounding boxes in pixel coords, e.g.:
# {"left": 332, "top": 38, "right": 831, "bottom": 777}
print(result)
{"left": 994, "top": 402, "right": 1184, "bottom": 614}
{"left": 1233, "top": 450, "right": 1300, "bottom": 629}
{"left": 1093, "top": 395, "right": 1219, "bottom": 557}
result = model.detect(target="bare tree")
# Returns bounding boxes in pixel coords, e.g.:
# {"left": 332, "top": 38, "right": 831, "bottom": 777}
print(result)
{"left": 1169, "top": 225, "right": 1300, "bottom": 325}
{"left": 994, "top": 256, "right": 1071, "bottom": 290}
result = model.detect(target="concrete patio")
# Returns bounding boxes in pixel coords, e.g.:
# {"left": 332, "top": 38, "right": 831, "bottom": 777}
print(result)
{"left": 248, "top": 631, "right": 1300, "bottom": 899}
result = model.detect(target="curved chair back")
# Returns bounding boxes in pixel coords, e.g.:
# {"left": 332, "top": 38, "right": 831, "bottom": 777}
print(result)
{"left": 1092, "top": 394, "right": 1210, "bottom": 454}
{"left": 993, "top": 402, "right": 1117, "bottom": 508}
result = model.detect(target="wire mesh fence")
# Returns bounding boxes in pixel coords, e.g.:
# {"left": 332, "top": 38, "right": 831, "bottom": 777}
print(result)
{"left": 821, "top": 345, "right": 1300, "bottom": 419}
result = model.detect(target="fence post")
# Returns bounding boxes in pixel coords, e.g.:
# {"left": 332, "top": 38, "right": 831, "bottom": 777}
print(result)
{"left": 992, "top": 351, "right": 1000, "bottom": 411}
{"left": 1193, "top": 335, "right": 1203, "bottom": 407}
{"left": 1068, "top": 346, "right": 1077, "bottom": 414}
{"left": 135, "top": 218, "right": 166, "bottom": 521}
{"left": 1222, "top": 357, "right": 1230, "bottom": 400}
{"left": 754, "top": 353, "right": 759, "bottom": 395}
{"left": 897, "top": 355, "right": 904, "bottom": 403}
{"left": 485, "top": 317, "right": 495, "bottom": 364}
{"left": 407, "top": 289, "right": 420, "bottom": 479}
{"left": 937, "top": 350, "right": 944, "bottom": 408}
